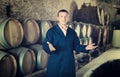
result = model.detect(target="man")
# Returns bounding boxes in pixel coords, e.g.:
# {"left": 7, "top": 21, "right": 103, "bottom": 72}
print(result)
{"left": 42, "top": 9, "right": 97, "bottom": 77}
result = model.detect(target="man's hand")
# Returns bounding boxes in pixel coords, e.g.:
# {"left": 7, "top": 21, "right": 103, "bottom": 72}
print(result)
{"left": 86, "top": 43, "right": 98, "bottom": 50}
{"left": 47, "top": 41, "right": 56, "bottom": 52}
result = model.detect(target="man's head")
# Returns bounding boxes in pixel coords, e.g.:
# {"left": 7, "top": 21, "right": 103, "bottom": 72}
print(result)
{"left": 57, "top": 9, "right": 69, "bottom": 26}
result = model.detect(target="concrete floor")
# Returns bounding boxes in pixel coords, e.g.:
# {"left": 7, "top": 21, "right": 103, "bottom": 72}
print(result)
{"left": 76, "top": 48, "right": 120, "bottom": 77}
{"left": 24, "top": 69, "right": 46, "bottom": 77}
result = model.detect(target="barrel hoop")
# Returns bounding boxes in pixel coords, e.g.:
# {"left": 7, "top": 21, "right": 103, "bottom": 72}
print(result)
{"left": 0, "top": 51, "right": 17, "bottom": 77}
{"left": 37, "top": 50, "right": 43, "bottom": 69}
{"left": 23, "top": 19, "right": 40, "bottom": 44}
{"left": 0, "top": 51, "right": 8, "bottom": 60}
{"left": 41, "top": 20, "right": 52, "bottom": 42}
{"left": 18, "top": 47, "right": 28, "bottom": 75}
{"left": 0, "top": 18, "right": 11, "bottom": 48}
{"left": 9, "top": 54, "right": 17, "bottom": 77}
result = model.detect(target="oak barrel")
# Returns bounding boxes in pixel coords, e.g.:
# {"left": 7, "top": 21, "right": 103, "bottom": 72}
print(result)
{"left": 91, "top": 25, "right": 101, "bottom": 46}
{"left": 40, "top": 20, "right": 53, "bottom": 43}
{"left": 8, "top": 47, "right": 36, "bottom": 76}
{"left": 74, "top": 22, "right": 81, "bottom": 38}
{"left": 112, "top": 30, "right": 120, "bottom": 47}
{"left": 74, "top": 22, "right": 87, "bottom": 38}
{"left": 0, "top": 51, "right": 17, "bottom": 77}
{"left": 0, "top": 18, "right": 23, "bottom": 49}
{"left": 99, "top": 26, "right": 108, "bottom": 47}
{"left": 22, "top": 19, "right": 40, "bottom": 45}
{"left": 29, "top": 44, "right": 49, "bottom": 70}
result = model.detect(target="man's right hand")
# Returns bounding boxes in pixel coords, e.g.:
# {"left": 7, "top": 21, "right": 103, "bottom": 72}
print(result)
{"left": 47, "top": 41, "right": 56, "bottom": 52}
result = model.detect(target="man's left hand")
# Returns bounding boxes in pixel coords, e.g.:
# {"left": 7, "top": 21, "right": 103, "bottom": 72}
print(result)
{"left": 86, "top": 43, "right": 98, "bottom": 50}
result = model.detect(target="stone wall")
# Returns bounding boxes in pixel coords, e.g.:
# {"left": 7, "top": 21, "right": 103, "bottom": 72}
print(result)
{"left": 0, "top": 0, "right": 96, "bottom": 21}
{"left": 0, "top": 0, "right": 119, "bottom": 22}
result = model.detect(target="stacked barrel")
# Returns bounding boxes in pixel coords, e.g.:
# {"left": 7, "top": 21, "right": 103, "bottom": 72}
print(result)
{"left": 0, "top": 51, "right": 17, "bottom": 77}
{"left": 72, "top": 21, "right": 110, "bottom": 71}
{"left": 0, "top": 18, "right": 23, "bottom": 49}
{"left": 111, "top": 20, "right": 120, "bottom": 48}
{"left": 0, "top": 17, "right": 110, "bottom": 76}
{"left": 97, "top": 7, "right": 111, "bottom": 50}
{"left": 0, "top": 18, "right": 50, "bottom": 77}
{"left": 73, "top": 22, "right": 108, "bottom": 49}
{"left": 74, "top": 22, "right": 93, "bottom": 45}
{"left": 0, "top": 18, "right": 24, "bottom": 77}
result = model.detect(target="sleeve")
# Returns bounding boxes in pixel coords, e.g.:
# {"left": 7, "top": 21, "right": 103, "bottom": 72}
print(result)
{"left": 73, "top": 32, "right": 89, "bottom": 53}
{"left": 42, "top": 30, "right": 53, "bottom": 54}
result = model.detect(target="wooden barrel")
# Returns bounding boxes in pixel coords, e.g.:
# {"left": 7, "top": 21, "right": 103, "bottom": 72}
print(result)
{"left": 0, "top": 18, "right": 5, "bottom": 23}
{"left": 86, "top": 24, "right": 92, "bottom": 38}
{"left": 8, "top": 47, "right": 36, "bottom": 76}
{"left": 29, "top": 44, "right": 49, "bottom": 70}
{"left": 97, "top": 7, "right": 102, "bottom": 25}
{"left": 88, "top": 37, "right": 93, "bottom": 44}
{"left": 97, "top": 7, "right": 106, "bottom": 26}
{"left": 79, "top": 38, "right": 84, "bottom": 45}
{"left": 81, "top": 22, "right": 87, "bottom": 38}
{"left": 75, "top": 60, "right": 79, "bottom": 72}
{"left": 106, "top": 26, "right": 112, "bottom": 45}
{"left": 112, "top": 30, "right": 120, "bottom": 47}
{"left": 22, "top": 19, "right": 40, "bottom": 45}
{"left": 0, "top": 18, "right": 23, "bottom": 49}
{"left": 104, "top": 12, "right": 110, "bottom": 26}
{"left": 82, "top": 37, "right": 93, "bottom": 45}
{"left": 74, "top": 22, "right": 87, "bottom": 38}
{"left": 40, "top": 20, "right": 53, "bottom": 43}
{"left": 101, "top": 9, "right": 105, "bottom": 26}
{"left": 99, "top": 26, "right": 108, "bottom": 47}
{"left": 0, "top": 18, "right": 11, "bottom": 49}
{"left": 97, "top": 7, "right": 109, "bottom": 26}
{"left": 83, "top": 38, "right": 89, "bottom": 45}
{"left": 74, "top": 22, "right": 81, "bottom": 38}
{"left": 91, "top": 25, "right": 101, "bottom": 46}
{"left": 67, "top": 22, "right": 75, "bottom": 29}
{"left": 75, "top": 23, "right": 92, "bottom": 38}
{"left": 0, "top": 51, "right": 17, "bottom": 77}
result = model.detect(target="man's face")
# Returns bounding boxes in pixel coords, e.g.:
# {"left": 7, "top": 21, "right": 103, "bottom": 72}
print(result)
{"left": 57, "top": 12, "right": 69, "bottom": 26}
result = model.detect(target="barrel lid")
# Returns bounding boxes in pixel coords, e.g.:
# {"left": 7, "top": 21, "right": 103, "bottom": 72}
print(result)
{"left": 5, "top": 18, "right": 24, "bottom": 47}
{"left": 0, "top": 18, "right": 10, "bottom": 48}
{"left": 18, "top": 47, "right": 36, "bottom": 75}
{"left": 0, "top": 52, "right": 17, "bottom": 77}
{"left": 23, "top": 19, "right": 40, "bottom": 44}
{"left": 40, "top": 20, "right": 53, "bottom": 42}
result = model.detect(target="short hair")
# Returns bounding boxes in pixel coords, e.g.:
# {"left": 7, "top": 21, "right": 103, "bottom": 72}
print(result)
{"left": 57, "top": 9, "right": 69, "bottom": 16}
